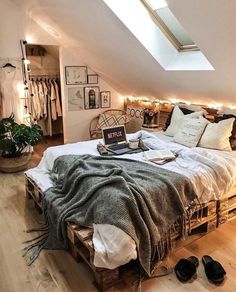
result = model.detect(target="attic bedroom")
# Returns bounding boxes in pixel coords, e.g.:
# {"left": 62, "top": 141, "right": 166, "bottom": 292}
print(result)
{"left": 0, "top": 0, "right": 236, "bottom": 291}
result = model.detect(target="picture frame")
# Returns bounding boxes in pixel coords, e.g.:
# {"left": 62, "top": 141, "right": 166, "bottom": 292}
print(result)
{"left": 87, "top": 74, "right": 98, "bottom": 84}
{"left": 65, "top": 66, "right": 87, "bottom": 85}
{"left": 68, "top": 87, "right": 84, "bottom": 111}
{"left": 84, "top": 86, "right": 100, "bottom": 109}
{"left": 100, "top": 91, "right": 111, "bottom": 108}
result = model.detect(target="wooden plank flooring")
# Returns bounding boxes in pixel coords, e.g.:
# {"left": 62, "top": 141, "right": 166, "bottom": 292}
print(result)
{"left": 0, "top": 136, "right": 235, "bottom": 291}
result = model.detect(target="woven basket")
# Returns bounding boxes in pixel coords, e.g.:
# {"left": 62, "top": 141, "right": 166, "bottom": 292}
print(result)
{"left": 0, "top": 153, "right": 31, "bottom": 173}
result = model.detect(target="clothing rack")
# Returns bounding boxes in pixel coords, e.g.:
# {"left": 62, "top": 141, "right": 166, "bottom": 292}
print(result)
{"left": 29, "top": 74, "right": 60, "bottom": 79}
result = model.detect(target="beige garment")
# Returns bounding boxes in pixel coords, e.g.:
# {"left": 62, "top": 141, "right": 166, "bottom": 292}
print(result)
{"left": 37, "top": 81, "right": 46, "bottom": 118}
{"left": 30, "top": 80, "right": 41, "bottom": 120}
{"left": 49, "top": 80, "right": 57, "bottom": 120}
{"left": 42, "top": 82, "right": 48, "bottom": 119}
{"left": 52, "top": 80, "right": 62, "bottom": 117}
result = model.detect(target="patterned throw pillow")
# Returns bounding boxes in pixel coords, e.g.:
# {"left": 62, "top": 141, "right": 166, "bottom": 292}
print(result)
{"left": 96, "top": 114, "right": 129, "bottom": 130}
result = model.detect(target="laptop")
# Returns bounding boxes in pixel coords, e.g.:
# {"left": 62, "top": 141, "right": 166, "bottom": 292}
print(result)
{"left": 102, "top": 125, "right": 131, "bottom": 155}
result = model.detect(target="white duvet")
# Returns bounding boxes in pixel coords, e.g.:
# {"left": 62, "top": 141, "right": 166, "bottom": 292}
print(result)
{"left": 26, "top": 131, "right": 236, "bottom": 269}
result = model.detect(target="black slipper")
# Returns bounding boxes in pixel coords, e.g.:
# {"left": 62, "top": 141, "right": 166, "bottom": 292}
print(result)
{"left": 175, "top": 256, "right": 199, "bottom": 282}
{"left": 202, "top": 255, "right": 226, "bottom": 284}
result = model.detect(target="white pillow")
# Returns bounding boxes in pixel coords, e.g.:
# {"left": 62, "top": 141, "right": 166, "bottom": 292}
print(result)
{"left": 198, "top": 118, "right": 235, "bottom": 151}
{"left": 173, "top": 117, "right": 208, "bottom": 148}
{"left": 218, "top": 106, "right": 236, "bottom": 115}
{"left": 164, "top": 106, "right": 205, "bottom": 137}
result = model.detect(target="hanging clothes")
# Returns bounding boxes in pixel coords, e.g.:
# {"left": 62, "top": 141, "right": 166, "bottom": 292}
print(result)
{"left": 49, "top": 79, "right": 57, "bottom": 121}
{"left": 29, "top": 76, "right": 62, "bottom": 136}
{"left": 0, "top": 65, "right": 22, "bottom": 122}
{"left": 52, "top": 79, "right": 62, "bottom": 117}
{"left": 30, "top": 80, "right": 41, "bottom": 120}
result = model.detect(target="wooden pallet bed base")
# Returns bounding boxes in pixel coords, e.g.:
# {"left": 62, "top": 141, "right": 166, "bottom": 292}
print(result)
{"left": 25, "top": 174, "right": 236, "bottom": 290}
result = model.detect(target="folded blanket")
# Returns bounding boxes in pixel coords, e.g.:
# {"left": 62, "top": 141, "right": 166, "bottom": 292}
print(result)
{"left": 25, "top": 154, "right": 197, "bottom": 276}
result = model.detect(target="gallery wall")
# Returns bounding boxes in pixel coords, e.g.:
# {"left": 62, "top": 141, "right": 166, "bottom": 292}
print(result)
{"left": 59, "top": 47, "right": 124, "bottom": 143}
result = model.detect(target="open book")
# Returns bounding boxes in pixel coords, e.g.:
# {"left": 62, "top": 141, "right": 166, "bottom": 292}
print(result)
{"left": 144, "top": 149, "right": 176, "bottom": 162}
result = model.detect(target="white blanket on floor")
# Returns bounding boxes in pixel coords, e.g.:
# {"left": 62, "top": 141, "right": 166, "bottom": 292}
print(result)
{"left": 26, "top": 131, "right": 236, "bottom": 269}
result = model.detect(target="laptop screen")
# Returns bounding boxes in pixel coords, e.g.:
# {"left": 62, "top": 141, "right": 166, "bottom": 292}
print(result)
{"left": 102, "top": 126, "right": 127, "bottom": 146}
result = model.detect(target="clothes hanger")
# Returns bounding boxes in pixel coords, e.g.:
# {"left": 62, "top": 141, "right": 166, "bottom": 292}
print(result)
{"left": 2, "top": 62, "right": 16, "bottom": 69}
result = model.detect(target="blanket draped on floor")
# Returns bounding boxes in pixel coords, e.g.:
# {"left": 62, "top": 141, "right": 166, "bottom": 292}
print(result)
{"left": 25, "top": 154, "right": 197, "bottom": 275}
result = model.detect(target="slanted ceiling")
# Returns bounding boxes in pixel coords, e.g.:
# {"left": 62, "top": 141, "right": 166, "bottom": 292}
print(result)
{"left": 11, "top": 0, "right": 236, "bottom": 105}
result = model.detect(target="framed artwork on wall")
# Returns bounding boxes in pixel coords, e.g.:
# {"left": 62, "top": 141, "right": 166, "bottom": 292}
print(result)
{"left": 87, "top": 74, "right": 98, "bottom": 84}
{"left": 68, "top": 87, "right": 84, "bottom": 111}
{"left": 100, "top": 91, "right": 111, "bottom": 108}
{"left": 65, "top": 66, "right": 87, "bottom": 85}
{"left": 84, "top": 86, "right": 100, "bottom": 109}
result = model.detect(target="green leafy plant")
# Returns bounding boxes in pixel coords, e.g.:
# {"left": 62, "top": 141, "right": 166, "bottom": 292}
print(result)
{"left": 0, "top": 114, "right": 43, "bottom": 158}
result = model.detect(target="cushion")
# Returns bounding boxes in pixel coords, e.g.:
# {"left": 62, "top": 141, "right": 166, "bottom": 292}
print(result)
{"left": 198, "top": 117, "right": 235, "bottom": 151}
{"left": 177, "top": 103, "right": 206, "bottom": 112}
{"left": 164, "top": 106, "right": 204, "bottom": 137}
{"left": 173, "top": 117, "right": 208, "bottom": 148}
{"left": 96, "top": 114, "right": 129, "bottom": 130}
{"left": 217, "top": 106, "right": 236, "bottom": 115}
{"left": 215, "top": 114, "right": 236, "bottom": 150}
{"left": 163, "top": 106, "right": 194, "bottom": 131}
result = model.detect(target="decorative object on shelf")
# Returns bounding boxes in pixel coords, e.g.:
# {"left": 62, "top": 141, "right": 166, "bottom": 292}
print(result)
{"left": 65, "top": 66, "right": 87, "bottom": 85}
{"left": 68, "top": 87, "right": 84, "bottom": 111}
{"left": 0, "top": 114, "right": 43, "bottom": 172}
{"left": 142, "top": 108, "right": 159, "bottom": 128}
{"left": 100, "top": 91, "right": 111, "bottom": 108}
{"left": 87, "top": 74, "right": 98, "bottom": 84}
{"left": 84, "top": 86, "right": 100, "bottom": 109}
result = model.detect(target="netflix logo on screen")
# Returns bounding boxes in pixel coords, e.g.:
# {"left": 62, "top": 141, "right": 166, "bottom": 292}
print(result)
{"left": 103, "top": 126, "right": 126, "bottom": 145}
{"left": 107, "top": 131, "right": 122, "bottom": 139}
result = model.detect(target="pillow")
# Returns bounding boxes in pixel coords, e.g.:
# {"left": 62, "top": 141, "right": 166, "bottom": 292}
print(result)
{"left": 96, "top": 114, "right": 128, "bottom": 130}
{"left": 217, "top": 106, "right": 236, "bottom": 115}
{"left": 177, "top": 103, "right": 206, "bottom": 112}
{"left": 215, "top": 114, "right": 236, "bottom": 150}
{"left": 173, "top": 117, "right": 208, "bottom": 148}
{"left": 198, "top": 118, "right": 235, "bottom": 151}
{"left": 164, "top": 106, "right": 204, "bottom": 137}
{"left": 163, "top": 106, "right": 194, "bottom": 131}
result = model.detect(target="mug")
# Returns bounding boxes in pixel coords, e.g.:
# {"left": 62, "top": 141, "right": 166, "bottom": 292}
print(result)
{"left": 129, "top": 138, "right": 140, "bottom": 149}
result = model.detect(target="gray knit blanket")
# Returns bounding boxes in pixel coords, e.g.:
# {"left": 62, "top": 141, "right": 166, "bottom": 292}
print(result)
{"left": 24, "top": 154, "right": 197, "bottom": 276}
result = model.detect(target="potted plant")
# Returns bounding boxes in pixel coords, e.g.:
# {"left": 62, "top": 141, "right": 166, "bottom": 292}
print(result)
{"left": 0, "top": 114, "right": 43, "bottom": 172}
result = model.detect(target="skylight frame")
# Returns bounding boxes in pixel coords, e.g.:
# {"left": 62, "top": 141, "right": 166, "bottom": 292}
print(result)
{"left": 141, "top": 0, "right": 199, "bottom": 52}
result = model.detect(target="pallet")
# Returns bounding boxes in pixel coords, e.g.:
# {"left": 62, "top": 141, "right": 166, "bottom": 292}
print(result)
{"left": 217, "top": 194, "right": 236, "bottom": 226}
{"left": 24, "top": 174, "right": 222, "bottom": 291}
{"left": 67, "top": 223, "right": 120, "bottom": 290}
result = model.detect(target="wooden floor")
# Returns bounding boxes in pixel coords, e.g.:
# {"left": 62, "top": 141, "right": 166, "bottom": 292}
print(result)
{"left": 0, "top": 136, "right": 236, "bottom": 291}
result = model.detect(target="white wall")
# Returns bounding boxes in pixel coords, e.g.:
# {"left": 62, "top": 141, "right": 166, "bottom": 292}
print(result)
{"left": 0, "top": 0, "right": 124, "bottom": 142}
{"left": 59, "top": 47, "right": 124, "bottom": 143}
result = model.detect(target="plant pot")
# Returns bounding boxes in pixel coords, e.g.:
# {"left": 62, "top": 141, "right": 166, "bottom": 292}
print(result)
{"left": 0, "top": 153, "right": 32, "bottom": 173}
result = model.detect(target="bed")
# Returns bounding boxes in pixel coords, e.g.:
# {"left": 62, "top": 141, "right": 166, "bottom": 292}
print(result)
{"left": 25, "top": 130, "right": 236, "bottom": 290}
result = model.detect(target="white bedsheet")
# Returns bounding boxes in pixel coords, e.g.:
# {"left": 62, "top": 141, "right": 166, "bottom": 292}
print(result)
{"left": 25, "top": 131, "right": 236, "bottom": 269}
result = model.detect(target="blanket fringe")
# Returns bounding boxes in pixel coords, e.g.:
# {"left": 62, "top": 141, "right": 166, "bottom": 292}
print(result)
{"left": 22, "top": 222, "right": 49, "bottom": 265}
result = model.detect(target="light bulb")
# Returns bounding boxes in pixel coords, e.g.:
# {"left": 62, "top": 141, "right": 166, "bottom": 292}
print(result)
{"left": 24, "top": 59, "right": 30, "bottom": 65}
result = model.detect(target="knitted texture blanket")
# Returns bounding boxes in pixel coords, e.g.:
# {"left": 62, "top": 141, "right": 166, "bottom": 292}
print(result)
{"left": 25, "top": 154, "right": 197, "bottom": 275}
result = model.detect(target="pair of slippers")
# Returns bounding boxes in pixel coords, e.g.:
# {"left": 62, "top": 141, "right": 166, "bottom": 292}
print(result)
{"left": 175, "top": 255, "right": 226, "bottom": 284}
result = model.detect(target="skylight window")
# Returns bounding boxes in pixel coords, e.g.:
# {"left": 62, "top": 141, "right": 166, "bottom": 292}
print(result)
{"left": 142, "top": 0, "right": 199, "bottom": 51}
